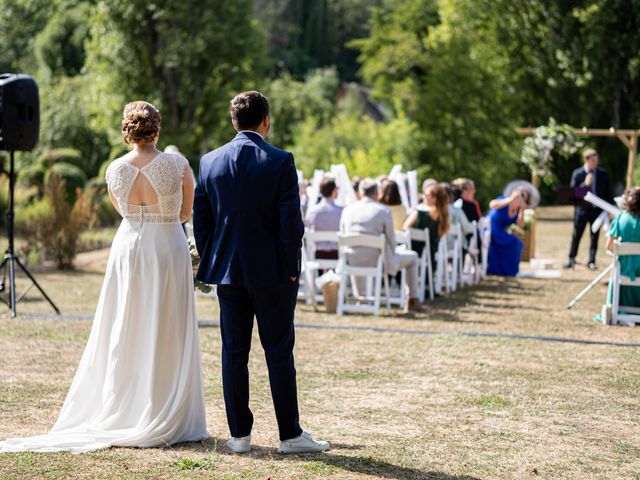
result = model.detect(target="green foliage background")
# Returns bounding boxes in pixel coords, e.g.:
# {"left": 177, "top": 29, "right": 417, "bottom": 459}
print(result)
{"left": 1, "top": 0, "right": 638, "bottom": 208}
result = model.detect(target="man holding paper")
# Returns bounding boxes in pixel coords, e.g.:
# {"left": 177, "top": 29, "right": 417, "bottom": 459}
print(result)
{"left": 564, "top": 148, "right": 613, "bottom": 270}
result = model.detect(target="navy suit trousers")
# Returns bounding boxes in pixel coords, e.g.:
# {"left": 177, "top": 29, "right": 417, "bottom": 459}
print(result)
{"left": 216, "top": 282, "right": 303, "bottom": 441}
{"left": 568, "top": 206, "right": 601, "bottom": 263}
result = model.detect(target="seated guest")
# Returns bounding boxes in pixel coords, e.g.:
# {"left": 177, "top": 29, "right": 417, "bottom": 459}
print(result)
{"left": 340, "top": 179, "right": 423, "bottom": 312}
{"left": 299, "top": 178, "right": 310, "bottom": 218}
{"left": 486, "top": 188, "right": 529, "bottom": 276}
{"left": 606, "top": 187, "right": 640, "bottom": 311}
{"left": 352, "top": 176, "right": 362, "bottom": 200}
{"left": 418, "top": 178, "right": 438, "bottom": 210}
{"left": 305, "top": 177, "right": 342, "bottom": 259}
{"left": 452, "top": 177, "right": 482, "bottom": 222}
{"left": 443, "top": 183, "right": 474, "bottom": 250}
{"left": 379, "top": 179, "right": 407, "bottom": 230}
{"left": 404, "top": 182, "right": 450, "bottom": 265}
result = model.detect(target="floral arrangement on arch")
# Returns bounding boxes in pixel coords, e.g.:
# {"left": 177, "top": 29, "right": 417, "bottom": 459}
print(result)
{"left": 520, "top": 118, "right": 584, "bottom": 181}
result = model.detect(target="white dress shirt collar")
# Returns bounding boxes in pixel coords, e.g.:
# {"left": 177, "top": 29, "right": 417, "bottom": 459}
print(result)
{"left": 238, "top": 130, "right": 264, "bottom": 140}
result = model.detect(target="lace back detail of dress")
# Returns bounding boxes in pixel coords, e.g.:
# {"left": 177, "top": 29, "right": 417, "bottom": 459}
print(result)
{"left": 105, "top": 152, "right": 188, "bottom": 223}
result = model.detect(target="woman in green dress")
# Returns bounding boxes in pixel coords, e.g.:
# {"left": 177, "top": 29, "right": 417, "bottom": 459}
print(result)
{"left": 606, "top": 187, "right": 640, "bottom": 310}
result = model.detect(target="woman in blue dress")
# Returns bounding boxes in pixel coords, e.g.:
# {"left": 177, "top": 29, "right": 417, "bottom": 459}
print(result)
{"left": 487, "top": 189, "right": 530, "bottom": 276}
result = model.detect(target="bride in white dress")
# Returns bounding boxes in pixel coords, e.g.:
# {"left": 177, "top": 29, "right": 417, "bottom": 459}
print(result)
{"left": 0, "top": 101, "right": 208, "bottom": 453}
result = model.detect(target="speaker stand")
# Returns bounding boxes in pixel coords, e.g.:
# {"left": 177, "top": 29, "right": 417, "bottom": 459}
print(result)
{"left": 0, "top": 150, "right": 60, "bottom": 317}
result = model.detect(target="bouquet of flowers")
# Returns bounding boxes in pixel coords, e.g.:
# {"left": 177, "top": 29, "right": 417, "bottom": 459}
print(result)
{"left": 508, "top": 209, "right": 536, "bottom": 237}
{"left": 187, "top": 238, "right": 214, "bottom": 294}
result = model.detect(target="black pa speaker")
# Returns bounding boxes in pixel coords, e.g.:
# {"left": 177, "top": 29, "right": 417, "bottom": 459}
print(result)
{"left": 0, "top": 74, "right": 40, "bottom": 152}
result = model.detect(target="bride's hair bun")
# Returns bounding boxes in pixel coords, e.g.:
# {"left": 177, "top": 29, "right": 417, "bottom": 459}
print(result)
{"left": 121, "top": 101, "right": 161, "bottom": 145}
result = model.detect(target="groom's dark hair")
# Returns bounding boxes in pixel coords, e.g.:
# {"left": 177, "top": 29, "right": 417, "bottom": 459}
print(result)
{"left": 230, "top": 91, "right": 270, "bottom": 130}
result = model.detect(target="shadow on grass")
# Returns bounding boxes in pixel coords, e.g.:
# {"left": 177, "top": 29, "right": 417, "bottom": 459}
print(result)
{"left": 409, "top": 278, "right": 546, "bottom": 320}
{"left": 174, "top": 437, "right": 480, "bottom": 480}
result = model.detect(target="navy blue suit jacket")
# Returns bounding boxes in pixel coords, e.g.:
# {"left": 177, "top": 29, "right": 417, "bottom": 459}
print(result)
{"left": 193, "top": 131, "right": 304, "bottom": 286}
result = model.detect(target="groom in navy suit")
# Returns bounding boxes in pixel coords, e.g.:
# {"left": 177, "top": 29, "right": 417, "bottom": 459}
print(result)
{"left": 193, "top": 91, "right": 329, "bottom": 454}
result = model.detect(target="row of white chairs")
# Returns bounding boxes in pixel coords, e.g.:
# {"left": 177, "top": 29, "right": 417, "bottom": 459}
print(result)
{"left": 300, "top": 218, "right": 492, "bottom": 315}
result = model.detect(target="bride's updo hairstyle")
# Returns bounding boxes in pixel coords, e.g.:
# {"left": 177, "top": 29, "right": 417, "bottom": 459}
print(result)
{"left": 121, "top": 101, "right": 161, "bottom": 145}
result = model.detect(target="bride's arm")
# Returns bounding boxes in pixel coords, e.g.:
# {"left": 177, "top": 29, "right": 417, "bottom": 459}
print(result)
{"left": 180, "top": 165, "right": 195, "bottom": 223}
{"left": 107, "top": 187, "right": 121, "bottom": 216}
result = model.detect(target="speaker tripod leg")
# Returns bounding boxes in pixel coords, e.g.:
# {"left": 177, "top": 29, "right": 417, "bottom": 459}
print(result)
{"left": 14, "top": 256, "right": 60, "bottom": 314}
{"left": 0, "top": 254, "right": 8, "bottom": 304}
{"left": 0, "top": 254, "right": 7, "bottom": 282}
{"left": 8, "top": 255, "right": 17, "bottom": 318}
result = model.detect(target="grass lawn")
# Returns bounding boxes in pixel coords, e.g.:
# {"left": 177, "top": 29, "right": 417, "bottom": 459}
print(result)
{"left": 0, "top": 206, "right": 638, "bottom": 479}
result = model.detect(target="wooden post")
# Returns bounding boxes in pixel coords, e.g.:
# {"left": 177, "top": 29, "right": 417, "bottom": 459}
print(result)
{"left": 627, "top": 133, "right": 638, "bottom": 189}
{"left": 531, "top": 173, "right": 540, "bottom": 188}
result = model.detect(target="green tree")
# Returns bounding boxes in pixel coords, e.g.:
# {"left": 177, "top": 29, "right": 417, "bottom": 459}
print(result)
{"left": 85, "top": 0, "right": 266, "bottom": 160}
{"left": 254, "top": 0, "right": 381, "bottom": 80}
{"left": 265, "top": 67, "right": 340, "bottom": 147}
{"left": 0, "top": 0, "right": 54, "bottom": 72}
{"left": 458, "top": 0, "right": 640, "bottom": 188}
{"left": 0, "top": 2, "right": 112, "bottom": 177}
{"left": 33, "top": 2, "right": 91, "bottom": 78}
{"left": 354, "top": 0, "right": 521, "bottom": 204}
{"left": 38, "top": 76, "right": 111, "bottom": 177}
{"left": 291, "top": 111, "right": 424, "bottom": 178}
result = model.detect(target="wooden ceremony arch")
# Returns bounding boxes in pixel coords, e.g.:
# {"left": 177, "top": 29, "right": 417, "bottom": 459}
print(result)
{"left": 516, "top": 127, "right": 638, "bottom": 189}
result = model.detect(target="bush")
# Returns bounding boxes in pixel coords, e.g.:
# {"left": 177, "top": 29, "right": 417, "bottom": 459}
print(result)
{"left": 97, "top": 193, "right": 120, "bottom": 227}
{"left": 84, "top": 176, "right": 119, "bottom": 227}
{"left": 16, "top": 173, "right": 96, "bottom": 269}
{"left": 265, "top": 67, "right": 340, "bottom": 148}
{"left": 38, "top": 148, "right": 82, "bottom": 168}
{"left": 39, "top": 77, "right": 111, "bottom": 178}
{"left": 290, "top": 112, "right": 425, "bottom": 178}
{"left": 85, "top": 176, "right": 107, "bottom": 196}
{"left": 18, "top": 162, "right": 46, "bottom": 192}
{"left": 18, "top": 148, "right": 82, "bottom": 198}
{"left": 44, "top": 162, "right": 87, "bottom": 203}
{"left": 98, "top": 160, "right": 112, "bottom": 183}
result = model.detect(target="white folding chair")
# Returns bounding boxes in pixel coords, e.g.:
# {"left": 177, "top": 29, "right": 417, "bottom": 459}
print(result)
{"left": 603, "top": 241, "right": 640, "bottom": 325}
{"left": 444, "top": 223, "right": 463, "bottom": 291}
{"left": 395, "top": 230, "right": 411, "bottom": 249}
{"left": 304, "top": 230, "right": 340, "bottom": 304}
{"left": 336, "top": 233, "right": 389, "bottom": 316}
{"left": 298, "top": 245, "right": 319, "bottom": 308}
{"left": 383, "top": 231, "right": 410, "bottom": 308}
{"left": 407, "top": 227, "right": 434, "bottom": 302}
{"left": 478, "top": 217, "right": 491, "bottom": 280}
{"left": 305, "top": 230, "right": 340, "bottom": 270}
{"left": 435, "top": 237, "right": 450, "bottom": 294}
{"left": 460, "top": 220, "right": 479, "bottom": 286}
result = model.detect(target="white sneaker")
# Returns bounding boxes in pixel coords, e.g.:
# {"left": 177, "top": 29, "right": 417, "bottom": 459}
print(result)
{"left": 277, "top": 431, "right": 330, "bottom": 454}
{"left": 226, "top": 434, "right": 251, "bottom": 453}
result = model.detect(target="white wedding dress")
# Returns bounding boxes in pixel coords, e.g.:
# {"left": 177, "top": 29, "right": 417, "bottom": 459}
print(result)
{"left": 0, "top": 152, "right": 208, "bottom": 453}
